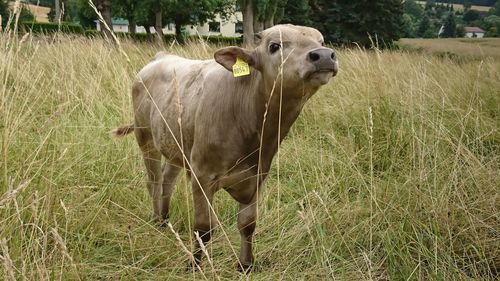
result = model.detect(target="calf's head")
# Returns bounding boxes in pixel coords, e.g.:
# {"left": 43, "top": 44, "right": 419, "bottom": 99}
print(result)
{"left": 214, "top": 24, "right": 338, "bottom": 88}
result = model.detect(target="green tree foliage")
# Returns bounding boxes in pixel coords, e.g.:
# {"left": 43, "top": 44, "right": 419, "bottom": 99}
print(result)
{"left": 456, "top": 24, "right": 465, "bottom": 36}
{"left": 134, "top": 0, "right": 156, "bottom": 34}
{"left": 64, "top": 0, "right": 80, "bottom": 22}
{"left": 20, "top": 5, "right": 35, "bottom": 22}
{"left": 164, "top": 0, "right": 234, "bottom": 42}
{"left": 77, "top": 0, "right": 97, "bottom": 29}
{"left": 255, "top": 0, "right": 287, "bottom": 30}
{"left": 280, "top": 0, "right": 312, "bottom": 26}
{"left": 417, "top": 14, "right": 431, "bottom": 37}
{"left": 401, "top": 13, "right": 418, "bottom": 38}
{"left": 489, "top": 1, "right": 500, "bottom": 16}
{"left": 425, "top": 0, "right": 435, "bottom": 11}
{"left": 0, "top": 0, "right": 9, "bottom": 28}
{"left": 404, "top": 0, "right": 423, "bottom": 18}
{"left": 485, "top": 25, "right": 497, "bottom": 36}
{"left": 402, "top": 0, "right": 424, "bottom": 37}
{"left": 483, "top": 14, "right": 500, "bottom": 36}
{"left": 309, "top": 0, "right": 404, "bottom": 47}
{"left": 441, "top": 12, "right": 457, "bottom": 37}
{"left": 463, "top": 9, "right": 480, "bottom": 22}
{"left": 113, "top": 0, "right": 139, "bottom": 34}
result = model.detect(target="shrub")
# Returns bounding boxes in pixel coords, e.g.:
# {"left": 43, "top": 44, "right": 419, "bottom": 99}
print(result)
{"left": 21, "top": 21, "right": 84, "bottom": 34}
{"left": 106, "top": 32, "right": 243, "bottom": 45}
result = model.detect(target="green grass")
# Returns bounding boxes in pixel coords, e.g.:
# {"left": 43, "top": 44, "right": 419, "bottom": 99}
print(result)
{"left": 1, "top": 33, "right": 499, "bottom": 280}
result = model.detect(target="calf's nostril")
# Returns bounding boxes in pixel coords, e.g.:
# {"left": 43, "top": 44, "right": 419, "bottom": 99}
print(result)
{"left": 331, "top": 52, "right": 336, "bottom": 60}
{"left": 309, "top": 52, "right": 320, "bottom": 62}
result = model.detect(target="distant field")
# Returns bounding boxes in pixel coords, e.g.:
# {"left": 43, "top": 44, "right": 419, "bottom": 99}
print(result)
{"left": 399, "top": 38, "right": 500, "bottom": 60}
{"left": 1, "top": 33, "right": 499, "bottom": 280}
{"left": 416, "top": 1, "right": 492, "bottom": 12}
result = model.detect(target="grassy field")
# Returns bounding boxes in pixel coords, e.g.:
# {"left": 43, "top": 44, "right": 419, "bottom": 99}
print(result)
{"left": 399, "top": 38, "right": 500, "bottom": 61}
{"left": 1, "top": 33, "right": 499, "bottom": 280}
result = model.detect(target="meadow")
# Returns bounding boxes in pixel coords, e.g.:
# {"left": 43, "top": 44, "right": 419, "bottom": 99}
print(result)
{"left": 0, "top": 33, "right": 499, "bottom": 280}
{"left": 399, "top": 37, "right": 500, "bottom": 60}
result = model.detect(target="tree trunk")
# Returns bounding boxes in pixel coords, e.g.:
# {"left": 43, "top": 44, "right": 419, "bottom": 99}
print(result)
{"left": 174, "top": 19, "right": 184, "bottom": 44}
{"left": 55, "top": 0, "right": 61, "bottom": 22}
{"left": 242, "top": 0, "right": 255, "bottom": 47}
{"left": 264, "top": 16, "right": 274, "bottom": 29}
{"left": 155, "top": 10, "right": 164, "bottom": 42}
{"left": 128, "top": 18, "right": 136, "bottom": 35}
{"left": 94, "top": 0, "right": 113, "bottom": 40}
{"left": 263, "top": 2, "right": 277, "bottom": 29}
{"left": 254, "top": 20, "right": 263, "bottom": 33}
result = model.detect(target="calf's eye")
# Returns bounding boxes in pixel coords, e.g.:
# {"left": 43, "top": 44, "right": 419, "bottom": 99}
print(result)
{"left": 269, "top": 43, "right": 281, "bottom": 54}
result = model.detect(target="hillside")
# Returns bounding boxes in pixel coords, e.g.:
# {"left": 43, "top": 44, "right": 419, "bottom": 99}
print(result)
{"left": 416, "top": 1, "right": 495, "bottom": 11}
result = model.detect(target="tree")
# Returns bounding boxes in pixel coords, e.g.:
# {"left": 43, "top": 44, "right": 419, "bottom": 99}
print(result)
{"left": 92, "top": 0, "right": 113, "bottom": 39}
{"left": 240, "top": 0, "right": 255, "bottom": 46}
{"left": 456, "top": 24, "right": 465, "bottom": 36}
{"left": 19, "top": 4, "right": 35, "bottom": 22}
{"left": 64, "top": 0, "right": 81, "bottom": 22}
{"left": 255, "top": 0, "right": 287, "bottom": 32}
{"left": 402, "top": 0, "right": 424, "bottom": 38}
{"left": 463, "top": 0, "right": 472, "bottom": 10}
{"left": 1, "top": 0, "right": 9, "bottom": 28}
{"left": 309, "top": 0, "right": 404, "bottom": 47}
{"left": 113, "top": 0, "right": 138, "bottom": 35}
{"left": 163, "top": 0, "right": 234, "bottom": 43}
{"left": 489, "top": 0, "right": 500, "bottom": 16}
{"left": 441, "top": 12, "right": 456, "bottom": 37}
{"left": 404, "top": 0, "right": 423, "bottom": 18}
{"left": 463, "top": 9, "right": 480, "bottom": 22}
{"left": 77, "top": 0, "right": 97, "bottom": 29}
{"left": 280, "top": 0, "right": 312, "bottom": 26}
{"left": 485, "top": 26, "right": 497, "bottom": 36}
{"left": 425, "top": 0, "right": 435, "bottom": 11}
{"left": 401, "top": 13, "right": 418, "bottom": 38}
{"left": 135, "top": 0, "right": 156, "bottom": 35}
{"left": 417, "top": 14, "right": 431, "bottom": 37}
{"left": 483, "top": 14, "right": 500, "bottom": 36}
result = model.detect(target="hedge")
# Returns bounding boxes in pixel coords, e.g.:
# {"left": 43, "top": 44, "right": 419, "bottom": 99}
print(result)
{"left": 113, "top": 31, "right": 243, "bottom": 45}
{"left": 19, "top": 22, "right": 243, "bottom": 45}
{"left": 21, "top": 21, "right": 84, "bottom": 34}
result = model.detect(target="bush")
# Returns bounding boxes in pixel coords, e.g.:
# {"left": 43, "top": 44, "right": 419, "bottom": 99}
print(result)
{"left": 21, "top": 21, "right": 84, "bottom": 34}
{"left": 200, "top": 35, "right": 243, "bottom": 45}
{"left": 83, "top": 29, "right": 101, "bottom": 38}
{"left": 106, "top": 31, "right": 243, "bottom": 45}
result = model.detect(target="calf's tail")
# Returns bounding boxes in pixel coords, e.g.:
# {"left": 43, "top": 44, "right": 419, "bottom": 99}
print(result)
{"left": 111, "top": 123, "right": 134, "bottom": 138}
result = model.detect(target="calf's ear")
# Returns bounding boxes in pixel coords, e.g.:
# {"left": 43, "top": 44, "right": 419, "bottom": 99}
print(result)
{"left": 214, "top": 47, "right": 259, "bottom": 72}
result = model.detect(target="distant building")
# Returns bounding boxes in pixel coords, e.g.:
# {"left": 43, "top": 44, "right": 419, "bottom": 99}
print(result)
{"left": 185, "top": 12, "right": 243, "bottom": 38}
{"left": 8, "top": 2, "right": 50, "bottom": 22}
{"left": 464, "top": 27, "right": 485, "bottom": 38}
{"left": 96, "top": 12, "right": 243, "bottom": 38}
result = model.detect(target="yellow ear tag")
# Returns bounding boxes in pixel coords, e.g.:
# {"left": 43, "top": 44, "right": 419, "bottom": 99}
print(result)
{"left": 232, "top": 57, "right": 250, "bottom": 77}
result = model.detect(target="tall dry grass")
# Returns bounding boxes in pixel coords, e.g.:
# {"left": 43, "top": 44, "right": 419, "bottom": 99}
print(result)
{"left": 0, "top": 31, "right": 499, "bottom": 280}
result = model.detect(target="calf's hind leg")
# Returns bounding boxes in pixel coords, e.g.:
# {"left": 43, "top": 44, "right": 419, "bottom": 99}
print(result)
{"left": 158, "top": 163, "right": 181, "bottom": 220}
{"left": 135, "top": 128, "right": 163, "bottom": 221}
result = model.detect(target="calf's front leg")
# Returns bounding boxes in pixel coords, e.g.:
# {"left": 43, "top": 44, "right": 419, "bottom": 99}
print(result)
{"left": 237, "top": 198, "right": 257, "bottom": 272}
{"left": 189, "top": 174, "right": 216, "bottom": 270}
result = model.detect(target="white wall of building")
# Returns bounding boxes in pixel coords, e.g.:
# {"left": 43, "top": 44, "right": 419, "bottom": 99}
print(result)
{"left": 96, "top": 12, "right": 243, "bottom": 38}
{"left": 465, "top": 32, "right": 485, "bottom": 38}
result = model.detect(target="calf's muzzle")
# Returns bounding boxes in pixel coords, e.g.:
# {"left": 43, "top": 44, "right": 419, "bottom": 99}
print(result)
{"left": 307, "top": 48, "right": 338, "bottom": 76}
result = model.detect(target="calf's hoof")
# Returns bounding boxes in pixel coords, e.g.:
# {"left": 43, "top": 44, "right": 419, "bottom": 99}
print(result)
{"left": 185, "top": 261, "right": 201, "bottom": 273}
{"left": 149, "top": 214, "right": 169, "bottom": 227}
{"left": 237, "top": 262, "right": 253, "bottom": 274}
